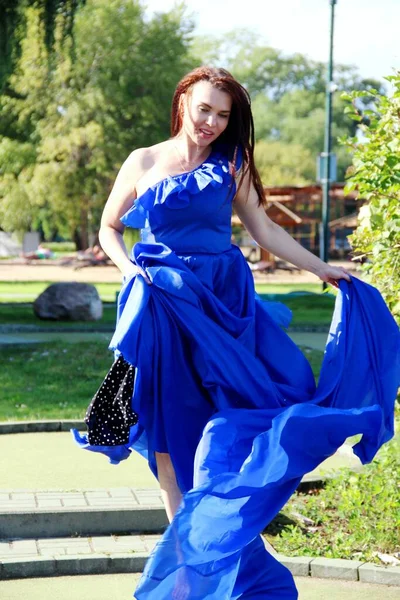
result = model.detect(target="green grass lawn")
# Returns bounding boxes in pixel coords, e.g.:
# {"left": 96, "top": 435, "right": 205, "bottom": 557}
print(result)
{"left": 0, "top": 297, "right": 335, "bottom": 327}
{"left": 0, "top": 303, "right": 117, "bottom": 327}
{"left": 0, "top": 286, "right": 335, "bottom": 327}
{"left": 0, "top": 341, "right": 113, "bottom": 421}
{"left": 276, "top": 294, "right": 335, "bottom": 326}
{"left": 0, "top": 281, "right": 325, "bottom": 303}
{"left": 255, "top": 282, "right": 324, "bottom": 295}
{"left": 0, "top": 340, "right": 325, "bottom": 422}
{"left": 0, "top": 280, "right": 335, "bottom": 420}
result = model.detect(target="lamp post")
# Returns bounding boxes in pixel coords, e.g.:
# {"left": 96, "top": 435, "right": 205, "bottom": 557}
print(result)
{"left": 320, "top": 0, "right": 337, "bottom": 277}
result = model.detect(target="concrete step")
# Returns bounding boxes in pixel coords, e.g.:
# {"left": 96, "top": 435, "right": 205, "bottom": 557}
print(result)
{"left": 1, "top": 533, "right": 400, "bottom": 587}
{"left": 0, "top": 533, "right": 158, "bottom": 580}
{"left": 0, "top": 488, "right": 168, "bottom": 539}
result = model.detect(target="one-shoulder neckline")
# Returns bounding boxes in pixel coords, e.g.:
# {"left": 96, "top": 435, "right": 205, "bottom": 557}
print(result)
{"left": 120, "top": 148, "right": 233, "bottom": 229}
{"left": 134, "top": 148, "right": 218, "bottom": 203}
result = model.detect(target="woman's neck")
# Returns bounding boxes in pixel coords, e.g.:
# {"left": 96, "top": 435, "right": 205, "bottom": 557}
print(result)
{"left": 172, "top": 133, "right": 211, "bottom": 165}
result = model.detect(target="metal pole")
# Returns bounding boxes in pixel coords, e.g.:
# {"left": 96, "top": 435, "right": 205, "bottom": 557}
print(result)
{"left": 320, "top": 0, "right": 337, "bottom": 275}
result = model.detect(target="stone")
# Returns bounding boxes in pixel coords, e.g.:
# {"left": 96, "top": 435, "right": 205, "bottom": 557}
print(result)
{"left": 310, "top": 557, "right": 364, "bottom": 581}
{"left": 55, "top": 554, "right": 110, "bottom": 576}
{"left": 277, "top": 555, "right": 311, "bottom": 576}
{"left": 33, "top": 282, "right": 103, "bottom": 321}
{"left": 1, "top": 557, "right": 56, "bottom": 579}
{"left": 108, "top": 553, "right": 148, "bottom": 574}
{"left": 359, "top": 563, "right": 400, "bottom": 586}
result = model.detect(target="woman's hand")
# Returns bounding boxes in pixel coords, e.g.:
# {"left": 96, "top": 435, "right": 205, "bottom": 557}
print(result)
{"left": 316, "top": 264, "right": 352, "bottom": 288}
{"left": 234, "top": 182, "right": 354, "bottom": 288}
{"left": 123, "top": 264, "right": 152, "bottom": 285}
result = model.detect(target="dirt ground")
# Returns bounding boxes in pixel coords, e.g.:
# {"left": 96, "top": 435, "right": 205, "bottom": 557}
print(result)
{"left": 0, "top": 259, "right": 362, "bottom": 284}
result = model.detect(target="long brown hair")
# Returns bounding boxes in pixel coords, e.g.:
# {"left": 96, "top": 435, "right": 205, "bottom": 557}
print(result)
{"left": 171, "top": 66, "right": 266, "bottom": 207}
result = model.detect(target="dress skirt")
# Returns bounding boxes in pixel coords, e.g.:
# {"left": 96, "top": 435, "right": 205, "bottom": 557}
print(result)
{"left": 72, "top": 240, "right": 400, "bottom": 599}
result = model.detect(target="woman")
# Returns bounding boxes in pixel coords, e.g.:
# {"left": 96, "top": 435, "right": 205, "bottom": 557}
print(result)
{"left": 73, "top": 67, "right": 399, "bottom": 599}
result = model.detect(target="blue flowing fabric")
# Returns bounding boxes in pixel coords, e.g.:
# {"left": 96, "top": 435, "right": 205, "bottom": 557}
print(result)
{"left": 72, "top": 146, "right": 400, "bottom": 599}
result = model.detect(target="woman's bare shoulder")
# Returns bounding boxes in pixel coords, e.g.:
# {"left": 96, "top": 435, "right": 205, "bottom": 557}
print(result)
{"left": 125, "top": 141, "right": 172, "bottom": 173}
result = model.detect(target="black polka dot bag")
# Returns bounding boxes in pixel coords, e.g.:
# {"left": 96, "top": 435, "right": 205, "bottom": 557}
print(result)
{"left": 84, "top": 355, "right": 138, "bottom": 446}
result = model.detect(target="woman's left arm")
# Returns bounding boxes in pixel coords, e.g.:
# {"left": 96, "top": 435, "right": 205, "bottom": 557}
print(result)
{"left": 234, "top": 175, "right": 351, "bottom": 287}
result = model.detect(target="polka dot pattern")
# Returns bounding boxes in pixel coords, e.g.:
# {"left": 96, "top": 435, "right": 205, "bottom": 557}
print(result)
{"left": 84, "top": 355, "right": 138, "bottom": 446}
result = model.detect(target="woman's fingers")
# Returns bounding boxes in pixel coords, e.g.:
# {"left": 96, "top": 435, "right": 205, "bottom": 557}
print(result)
{"left": 137, "top": 266, "right": 152, "bottom": 285}
{"left": 328, "top": 278, "right": 339, "bottom": 288}
{"left": 122, "top": 265, "right": 152, "bottom": 285}
{"left": 323, "top": 267, "right": 352, "bottom": 283}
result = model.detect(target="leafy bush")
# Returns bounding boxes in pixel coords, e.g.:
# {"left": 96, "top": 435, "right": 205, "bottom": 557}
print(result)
{"left": 340, "top": 73, "right": 400, "bottom": 323}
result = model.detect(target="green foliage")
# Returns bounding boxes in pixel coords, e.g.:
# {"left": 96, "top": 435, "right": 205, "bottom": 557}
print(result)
{"left": 1, "top": 11, "right": 388, "bottom": 242}
{"left": 191, "top": 30, "right": 385, "bottom": 184}
{"left": 255, "top": 140, "right": 315, "bottom": 186}
{"left": 0, "top": 0, "right": 193, "bottom": 246}
{"left": 0, "top": 0, "right": 85, "bottom": 91}
{"left": 341, "top": 73, "right": 400, "bottom": 322}
{"left": 267, "top": 424, "right": 400, "bottom": 562}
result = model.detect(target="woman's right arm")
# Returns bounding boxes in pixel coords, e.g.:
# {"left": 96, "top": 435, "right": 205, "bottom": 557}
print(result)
{"left": 99, "top": 149, "right": 150, "bottom": 282}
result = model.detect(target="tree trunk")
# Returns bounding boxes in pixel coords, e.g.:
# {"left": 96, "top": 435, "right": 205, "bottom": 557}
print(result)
{"left": 78, "top": 205, "right": 89, "bottom": 250}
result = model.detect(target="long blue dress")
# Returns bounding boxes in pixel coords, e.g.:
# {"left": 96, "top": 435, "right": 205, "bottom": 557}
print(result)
{"left": 72, "top": 146, "right": 400, "bottom": 599}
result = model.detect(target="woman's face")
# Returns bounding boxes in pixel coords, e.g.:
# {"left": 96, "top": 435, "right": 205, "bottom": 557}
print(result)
{"left": 180, "top": 80, "right": 232, "bottom": 146}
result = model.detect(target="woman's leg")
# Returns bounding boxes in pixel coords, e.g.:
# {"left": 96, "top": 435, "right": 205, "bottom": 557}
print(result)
{"left": 155, "top": 452, "right": 189, "bottom": 599}
{"left": 155, "top": 451, "right": 183, "bottom": 522}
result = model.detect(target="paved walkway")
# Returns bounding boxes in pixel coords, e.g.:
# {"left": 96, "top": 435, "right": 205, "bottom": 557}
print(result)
{"left": 0, "top": 432, "right": 362, "bottom": 491}
{"left": 0, "top": 330, "right": 330, "bottom": 350}
{"left": 2, "top": 573, "right": 400, "bottom": 600}
{"left": 0, "top": 533, "right": 160, "bottom": 561}
{"left": 289, "top": 331, "right": 328, "bottom": 352}
{"left": 0, "top": 331, "right": 112, "bottom": 345}
{"left": 0, "top": 432, "right": 158, "bottom": 489}
{"left": 0, "top": 488, "right": 163, "bottom": 513}
{"left": 0, "top": 263, "right": 124, "bottom": 283}
{"left": 1, "top": 432, "right": 398, "bottom": 589}
{"left": 1, "top": 261, "right": 356, "bottom": 284}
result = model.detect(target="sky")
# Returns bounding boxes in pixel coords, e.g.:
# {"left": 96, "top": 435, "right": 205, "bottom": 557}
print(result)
{"left": 144, "top": 0, "right": 399, "bottom": 85}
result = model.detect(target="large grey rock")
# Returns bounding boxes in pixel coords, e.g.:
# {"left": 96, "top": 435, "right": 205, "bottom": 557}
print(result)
{"left": 33, "top": 282, "right": 103, "bottom": 321}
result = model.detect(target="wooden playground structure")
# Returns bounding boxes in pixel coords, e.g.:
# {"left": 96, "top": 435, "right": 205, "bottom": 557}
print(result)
{"left": 232, "top": 183, "right": 359, "bottom": 272}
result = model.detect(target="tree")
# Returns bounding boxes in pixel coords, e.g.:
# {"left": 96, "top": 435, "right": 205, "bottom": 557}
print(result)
{"left": 255, "top": 140, "right": 315, "bottom": 186}
{"left": 0, "top": 0, "right": 85, "bottom": 92}
{"left": 341, "top": 73, "right": 400, "bottom": 322}
{"left": 257, "top": 88, "right": 352, "bottom": 181}
{"left": 190, "top": 30, "right": 386, "bottom": 183}
{"left": 0, "top": 0, "right": 194, "bottom": 247}
{"left": 0, "top": 5, "right": 48, "bottom": 237}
